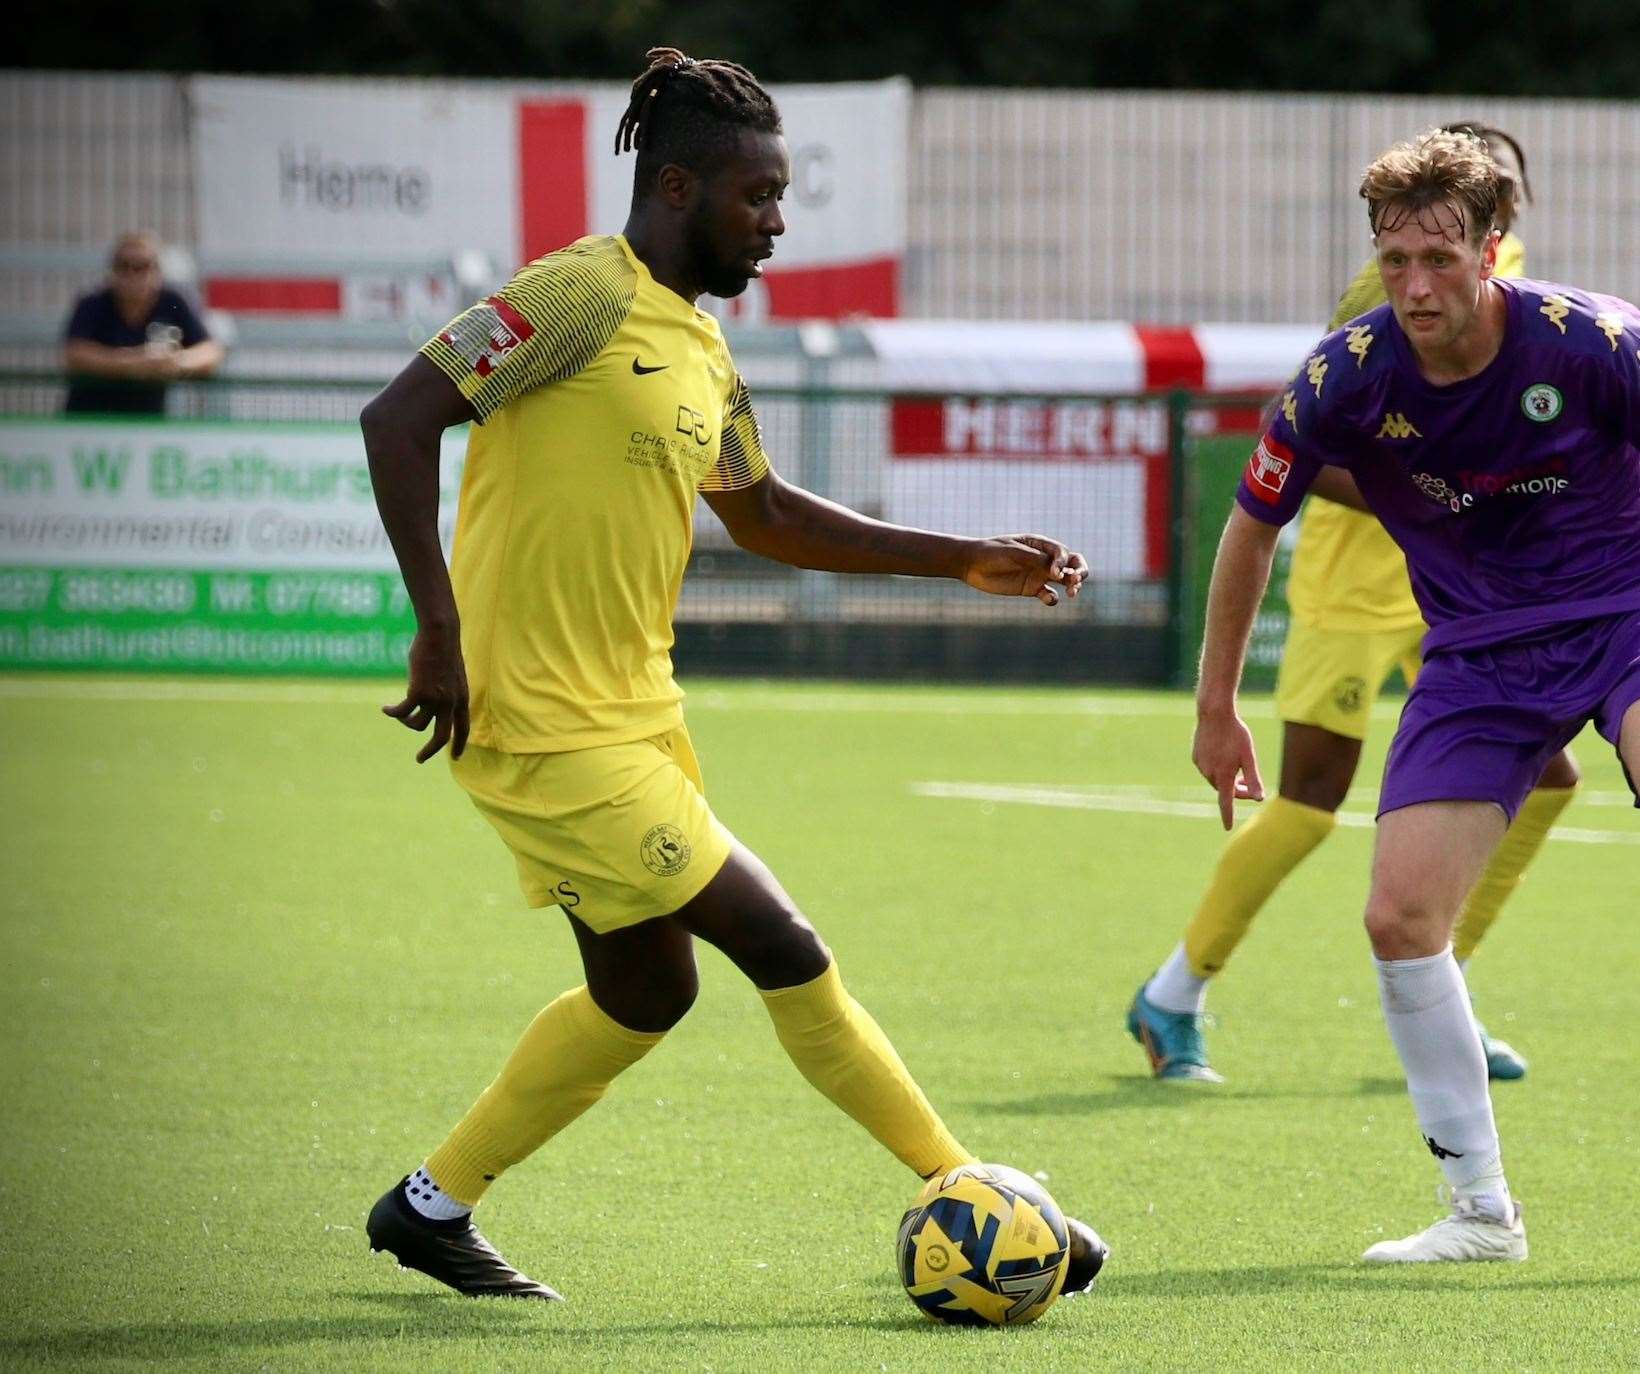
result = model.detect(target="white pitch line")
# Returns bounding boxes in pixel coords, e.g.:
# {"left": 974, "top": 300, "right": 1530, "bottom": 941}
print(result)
{"left": 0, "top": 679, "right": 1195, "bottom": 714}
{"left": 0, "top": 678, "right": 1353, "bottom": 719}
{"left": 1, "top": 678, "right": 1630, "bottom": 828}
{"left": 688, "top": 691, "right": 1323, "bottom": 719}
{"left": 986, "top": 780, "right": 1639, "bottom": 810}
{"left": 1577, "top": 791, "right": 1640, "bottom": 808}
{"left": 912, "top": 781, "right": 1640, "bottom": 846}
{"left": 912, "top": 779, "right": 1374, "bottom": 826}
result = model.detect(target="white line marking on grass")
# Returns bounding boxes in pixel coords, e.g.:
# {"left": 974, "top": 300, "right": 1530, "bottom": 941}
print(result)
{"left": 690, "top": 690, "right": 1202, "bottom": 717}
{"left": 1577, "top": 790, "right": 1640, "bottom": 808}
{"left": 1551, "top": 825, "right": 1640, "bottom": 843}
{"left": 4, "top": 679, "right": 1631, "bottom": 814}
{"left": 689, "top": 689, "right": 1408, "bottom": 721}
{"left": 1, "top": 678, "right": 1408, "bottom": 720}
{"left": 913, "top": 780, "right": 1377, "bottom": 826}
{"left": 912, "top": 781, "right": 1640, "bottom": 846}
{"left": 997, "top": 781, "right": 1634, "bottom": 810}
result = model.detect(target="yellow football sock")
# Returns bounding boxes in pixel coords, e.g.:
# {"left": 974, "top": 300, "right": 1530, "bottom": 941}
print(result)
{"left": 1453, "top": 784, "right": 1578, "bottom": 963}
{"left": 425, "top": 986, "right": 663, "bottom": 1205}
{"left": 761, "top": 960, "right": 975, "bottom": 1178}
{"left": 1183, "top": 795, "right": 1337, "bottom": 977}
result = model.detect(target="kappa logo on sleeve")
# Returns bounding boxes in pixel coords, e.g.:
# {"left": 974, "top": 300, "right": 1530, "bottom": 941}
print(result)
{"left": 1244, "top": 432, "right": 1294, "bottom": 505}
{"left": 439, "top": 296, "right": 537, "bottom": 380}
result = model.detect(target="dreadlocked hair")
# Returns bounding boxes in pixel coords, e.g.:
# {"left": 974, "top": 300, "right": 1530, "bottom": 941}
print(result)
{"left": 615, "top": 47, "right": 781, "bottom": 197}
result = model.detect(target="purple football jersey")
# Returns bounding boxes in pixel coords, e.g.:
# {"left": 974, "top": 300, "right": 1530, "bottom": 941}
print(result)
{"left": 1238, "top": 278, "right": 1640, "bottom": 651}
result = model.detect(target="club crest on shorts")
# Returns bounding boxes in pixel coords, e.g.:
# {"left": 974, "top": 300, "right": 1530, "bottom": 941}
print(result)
{"left": 1333, "top": 676, "right": 1366, "bottom": 714}
{"left": 1520, "top": 383, "right": 1563, "bottom": 422}
{"left": 640, "top": 824, "right": 692, "bottom": 877}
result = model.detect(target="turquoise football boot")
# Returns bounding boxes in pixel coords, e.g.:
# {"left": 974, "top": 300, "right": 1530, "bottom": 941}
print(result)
{"left": 1476, "top": 1018, "right": 1528, "bottom": 1081}
{"left": 1126, "top": 982, "right": 1224, "bottom": 1083}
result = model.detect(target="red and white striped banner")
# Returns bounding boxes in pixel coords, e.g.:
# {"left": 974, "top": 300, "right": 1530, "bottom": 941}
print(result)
{"left": 860, "top": 320, "right": 1320, "bottom": 395}
{"left": 191, "top": 76, "right": 908, "bottom": 322}
{"left": 864, "top": 320, "right": 1320, "bottom": 578}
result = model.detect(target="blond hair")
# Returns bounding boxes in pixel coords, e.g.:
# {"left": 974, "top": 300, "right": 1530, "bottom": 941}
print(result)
{"left": 1359, "top": 129, "right": 1499, "bottom": 247}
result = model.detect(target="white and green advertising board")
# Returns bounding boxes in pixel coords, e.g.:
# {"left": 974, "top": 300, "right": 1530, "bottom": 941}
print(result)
{"left": 0, "top": 419, "right": 464, "bottom": 674}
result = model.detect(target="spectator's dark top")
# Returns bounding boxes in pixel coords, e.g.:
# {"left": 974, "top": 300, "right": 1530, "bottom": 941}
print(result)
{"left": 63, "top": 286, "right": 209, "bottom": 415}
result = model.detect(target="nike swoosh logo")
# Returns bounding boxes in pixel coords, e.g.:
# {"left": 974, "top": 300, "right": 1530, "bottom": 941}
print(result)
{"left": 632, "top": 358, "right": 668, "bottom": 375}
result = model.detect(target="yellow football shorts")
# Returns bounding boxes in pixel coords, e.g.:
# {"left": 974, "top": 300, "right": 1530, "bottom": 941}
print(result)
{"left": 450, "top": 726, "right": 736, "bottom": 933}
{"left": 1274, "top": 620, "right": 1425, "bottom": 741}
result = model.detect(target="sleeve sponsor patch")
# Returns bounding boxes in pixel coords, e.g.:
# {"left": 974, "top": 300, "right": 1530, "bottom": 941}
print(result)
{"left": 438, "top": 296, "right": 537, "bottom": 380}
{"left": 1244, "top": 432, "right": 1294, "bottom": 505}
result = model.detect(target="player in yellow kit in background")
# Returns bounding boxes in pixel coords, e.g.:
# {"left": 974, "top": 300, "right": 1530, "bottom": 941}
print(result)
{"left": 358, "top": 48, "right": 1107, "bottom": 1301}
{"left": 1127, "top": 124, "right": 1580, "bottom": 1082}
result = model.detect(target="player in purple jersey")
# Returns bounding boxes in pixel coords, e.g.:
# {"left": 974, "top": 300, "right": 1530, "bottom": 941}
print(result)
{"left": 1194, "top": 129, "right": 1640, "bottom": 1263}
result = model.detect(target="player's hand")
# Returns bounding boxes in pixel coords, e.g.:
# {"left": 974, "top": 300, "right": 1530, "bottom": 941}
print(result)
{"left": 1192, "top": 708, "right": 1264, "bottom": 829}
{"left": 383, "top": 624, "right": 470, "bottom": 763}
{"left": 961, "top": 535, "right": 1088, "bottom": 606}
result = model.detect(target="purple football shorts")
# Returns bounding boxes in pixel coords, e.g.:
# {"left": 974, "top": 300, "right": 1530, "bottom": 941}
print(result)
{"left": 1379, "top": 610, "right": 1640, "bottom": 822}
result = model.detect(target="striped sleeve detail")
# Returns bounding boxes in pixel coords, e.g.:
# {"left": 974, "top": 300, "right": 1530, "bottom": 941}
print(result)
{"left": 420, "top": 236, "right": 636, "bottom": 423}
{"left": 699, "top": 375, "right": 772, "bottom": 492}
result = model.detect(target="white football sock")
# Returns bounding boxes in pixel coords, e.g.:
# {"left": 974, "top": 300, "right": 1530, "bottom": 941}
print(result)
{"left": 403, "top": 1164, "right": 472, "bottom": 1222}
{"left": 1375, "top": 949, "right": 1509, "bottom": 1211}
{"left": 1146, "top": 942, "right": 1209, "bottom": 1016}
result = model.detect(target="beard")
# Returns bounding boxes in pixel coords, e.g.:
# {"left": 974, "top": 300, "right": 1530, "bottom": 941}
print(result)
{"left": 685, "top": 204, "right": 753, "bottom": 299}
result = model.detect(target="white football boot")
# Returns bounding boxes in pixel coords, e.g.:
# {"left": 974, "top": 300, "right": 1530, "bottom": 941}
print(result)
{"left": 1362, "top": 1195, "right": 1527, "bottom": 1263}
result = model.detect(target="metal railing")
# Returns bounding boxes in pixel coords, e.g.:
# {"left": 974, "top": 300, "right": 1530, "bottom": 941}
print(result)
{"left": 2, "top": 371, "right": 1284, "bottom": 684}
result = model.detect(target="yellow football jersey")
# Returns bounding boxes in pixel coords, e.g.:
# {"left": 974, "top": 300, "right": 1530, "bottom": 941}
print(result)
{"left": 422, "top": 235, "right": 770, "bottom": 752}
{"left": 1287, "top": 233, "right": 1526, "bottom": 632}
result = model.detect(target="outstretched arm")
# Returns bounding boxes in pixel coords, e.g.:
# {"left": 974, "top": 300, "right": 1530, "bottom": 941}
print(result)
{"left": 702, "top": 471, "right": 1087, "bottom": 606}
{"left": 1193, "top": 505, "right": 1282, "bottom": 827}
{"left": 362, "top": 354, "right": 477, "bottom": 761}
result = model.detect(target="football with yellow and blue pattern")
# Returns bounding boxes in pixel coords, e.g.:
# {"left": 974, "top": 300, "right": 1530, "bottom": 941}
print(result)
{"left": 896, "top": 1163, "right": 1071, "bottom": 1326}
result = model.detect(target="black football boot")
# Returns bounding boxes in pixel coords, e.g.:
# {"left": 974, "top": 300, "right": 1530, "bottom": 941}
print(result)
{"left": 366, "top": 1180, "right": 562, "bottom": 1300}
{"left": 1061, "top": 1215, "right": 1111, "bottom": 1296}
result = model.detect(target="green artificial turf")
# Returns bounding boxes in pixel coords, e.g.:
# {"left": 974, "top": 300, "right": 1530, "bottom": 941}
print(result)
{"left": 2, "top": 675, "right": 1637, "bottom": 1372}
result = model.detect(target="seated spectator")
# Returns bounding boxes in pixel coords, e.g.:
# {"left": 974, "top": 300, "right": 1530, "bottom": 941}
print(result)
{"left": 63, "top": 232, "right": 225, "bottom": 414}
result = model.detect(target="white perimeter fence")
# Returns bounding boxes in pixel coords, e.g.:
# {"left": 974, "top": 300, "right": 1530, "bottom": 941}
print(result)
{"left": 3, "top": 71, "right": 1637, "bottom": 325}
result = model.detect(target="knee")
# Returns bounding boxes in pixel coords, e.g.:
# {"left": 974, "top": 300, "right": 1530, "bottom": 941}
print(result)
{"left": 1538, "top": 749, "right": 1581, "bottom": 790}
{"left": 739, "top": 904, "right": 832, "bottom": 988}
{"left": 1279, "top": 747, "right": 1354, "bottom": 812}
{"left": 1362, "top": 889, "right": 1444, "bottom": 960}
{"left": 1281, "top": 777, "right": 1347, "bottom": 812}
{"left": 1361, "top": 899, "right": 1401, "bottom": 956}
{"left": 674, "top": 851, "right": 833, "bottom": 987}
{"left": 644, "top": 963, "right": 700, "bottom": 1031}
{"left": 591, "top": 960, "right": 699, "bottom": 1034}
